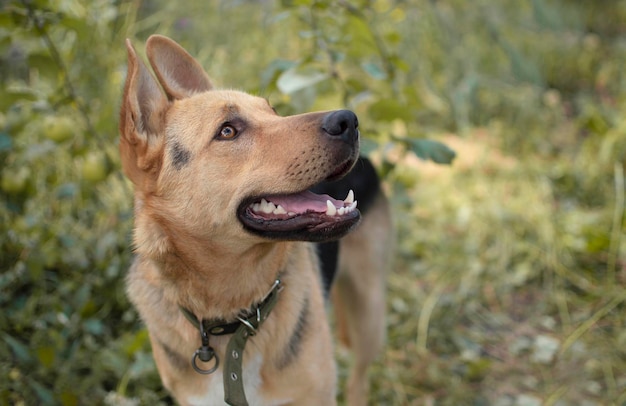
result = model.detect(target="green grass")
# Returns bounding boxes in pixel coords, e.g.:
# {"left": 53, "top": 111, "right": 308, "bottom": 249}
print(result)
{"left": 360, "top": 130, "right": 626, "bottom": 404}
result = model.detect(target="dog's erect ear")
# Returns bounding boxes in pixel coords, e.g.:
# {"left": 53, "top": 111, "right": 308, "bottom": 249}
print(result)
{"left": 145, "top": 35, "right": 213, "bottom": 100}
{"left": 119, "top": 39, "right": 167, "bottom": 190}
{"left": 121, "top": 39, "right": 167, "bottom": 136}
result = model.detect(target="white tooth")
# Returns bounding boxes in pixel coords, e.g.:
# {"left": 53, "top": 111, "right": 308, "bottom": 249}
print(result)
{"left": 338, "top": 207, "right": 345, "bottom": 215}
{"left": 344, "top": 189, "right": 354, "bottom": 204}
{"left": 261, "top": 199, "right": 275, "bottom": 214}
{"left": 326, "top": 200, "right": 337, "bottom": 216}
{"left": 288, "top": 212, "right": 296, "bottom": 216}
{"left": 252, "top": 203, "right": 261, "bottom": 212}
{"left": 274, "top": 205, "right": 287, "bottom": 215}
{"left": 350, "top": 201, "right": 357, "bottom": 210}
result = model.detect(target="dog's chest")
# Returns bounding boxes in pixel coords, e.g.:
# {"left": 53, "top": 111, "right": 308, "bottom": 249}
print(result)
{"left": 185, "top": 353, "right": 292, "bottom": 406}
{"left": 186, "top": 370, "right": 225, "bottom": 406}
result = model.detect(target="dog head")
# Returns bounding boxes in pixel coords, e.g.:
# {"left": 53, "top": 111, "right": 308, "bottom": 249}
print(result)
{"left": 120, "top": 35, "right": 360, "bottom": 253}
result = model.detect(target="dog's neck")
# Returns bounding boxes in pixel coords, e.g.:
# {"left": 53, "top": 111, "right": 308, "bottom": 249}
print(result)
{"left": 135, "top": 212, "right": 291, "bottom": 320}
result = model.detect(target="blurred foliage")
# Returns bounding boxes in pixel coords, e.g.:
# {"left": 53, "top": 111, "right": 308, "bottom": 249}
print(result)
{"left": 1, "top": 0, "right": 625, "bottom": 405}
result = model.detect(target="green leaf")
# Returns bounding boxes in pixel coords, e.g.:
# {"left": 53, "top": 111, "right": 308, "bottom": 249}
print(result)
{"left": 2, "top": 334, "right": 32, "bottom": 363}
{"left": 59, "top": 16, "right": 90, "bottom": 36}
{"left": 0, "top": 88, "right": 37, "bottom": 111}
{"left": 406, "top": 138, "right": 456, "bottom": 164}
{"left": 384, "top": 31, "right": 402, "bottom": 45}
{"left": 345, "top": 78, "right": 367, "bottom": 93}
{"left": 122, "top": 330, "right": 150, "bottom": 356}
{"left": 29, "top": 379, "right": 56, "bottom": 405}
{"left": 260, "top": 59, "right": 297, "bottom": 90}
{"left": 36, "top": 345, "right": 56, "bottom": 368}
{"left": 367, "top": 98, "right": 413, "bottom": 122}
{"left": 0, "top": 8, "right": 27, "bottom": 28}
{"left": 276, "top": 67, "right": 328, "bottom": 95}
{"left": 280, "top": 0, "right": 313, "bottom": 7}
{"left": 58, "top": 392, "right": 79, "bottom": 406}
{"left": 56, "top": 183, "right": 78, "bottom": 199}
{"left": 499, "top": 38, "right": 543, "bottom": 85}
{"left": 83, "top": 318, "right": 104, "bottom": 336}
{"left": 0, "top": 132, "right": 12, "bottom": 151}
{"left": 27, "top": 53, "right": 59, "bottom": 80}
{"left": 288, "top": 85, "right": 317, "bottom": 113}
{"left": 359, "top": 137, "right": 379, "bottom": 156}
{"left": 531, "top": 0, "right": 565, "bottom": 30}
{"left": 129, "top": 351, "right": 157, "bottom": 378}
{"left": 362, "top": 62, "right": 386, "bottom": 80}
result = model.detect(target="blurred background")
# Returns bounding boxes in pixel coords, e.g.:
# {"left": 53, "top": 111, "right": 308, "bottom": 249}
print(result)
{"left": 1, "top": 0, "right": 626, "bottom": 404}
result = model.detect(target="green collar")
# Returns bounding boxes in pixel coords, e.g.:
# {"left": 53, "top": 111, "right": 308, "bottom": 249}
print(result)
{"left": 179, "top": 278, "right": 283, "bottom": 406}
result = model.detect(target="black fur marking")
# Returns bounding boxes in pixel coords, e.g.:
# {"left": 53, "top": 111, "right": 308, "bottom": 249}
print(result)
{"left": 312, "top": 156, "right": 381, "bottom": 294}
{"left": 277, "top": 295, "right": 309, "bottom": 370}
{"left": 171, "top": 142, "right": 191, "bottom": 170}
{"left": 159, "top": 340, "right": 188, "bottom": 371}
{"left": 310, "top": 156, "right": 380, "bottom": 215}
{"left": 317, "top": 241, "right": 339, "bottom": 298}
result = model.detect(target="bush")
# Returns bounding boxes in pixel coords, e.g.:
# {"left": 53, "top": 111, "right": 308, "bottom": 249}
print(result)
{"left": 1, "top": 0, "right": 625, "bottom": 404}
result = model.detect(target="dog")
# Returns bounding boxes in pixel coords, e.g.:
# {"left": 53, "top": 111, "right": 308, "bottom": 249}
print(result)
{"left": 119, "top": 35, "right": 392, "bottom": 406}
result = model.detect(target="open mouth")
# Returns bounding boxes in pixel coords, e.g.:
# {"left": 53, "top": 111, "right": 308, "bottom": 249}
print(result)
{"left": 238, "top": 188, "right": 361, "bottom": 241}
{"left": 251, "top": 189, "right": 357, "bottom": 218}
{"left": 237, "top": 147, "right": 362, "bottom": 241}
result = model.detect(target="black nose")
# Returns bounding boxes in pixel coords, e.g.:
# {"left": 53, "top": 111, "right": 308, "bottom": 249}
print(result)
{"left": 321, "top": 110, "right": 359, "bottom": 144}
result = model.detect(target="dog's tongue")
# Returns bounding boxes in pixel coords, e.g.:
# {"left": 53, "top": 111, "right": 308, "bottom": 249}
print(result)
{"left": 271, "top": 190, "right": 344, "bottom": 213}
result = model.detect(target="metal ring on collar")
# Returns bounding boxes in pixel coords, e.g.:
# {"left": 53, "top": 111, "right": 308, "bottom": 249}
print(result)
{"left": 192, "top": 348, "right": 219, "bottom": 374}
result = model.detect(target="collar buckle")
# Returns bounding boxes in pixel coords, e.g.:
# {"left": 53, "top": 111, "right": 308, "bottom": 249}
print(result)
{"left": 236, "top": 307, "right": 260, "bottom": 336}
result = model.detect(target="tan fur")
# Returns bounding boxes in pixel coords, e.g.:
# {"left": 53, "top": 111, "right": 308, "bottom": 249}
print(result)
{"left": 333, "top": 193, "right": 394, "bottom": 405}
{"left": 120, "top": 34, "right": 389, "bottom": 406}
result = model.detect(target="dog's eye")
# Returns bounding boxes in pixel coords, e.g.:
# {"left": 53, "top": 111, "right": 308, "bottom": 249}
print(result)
{"left": 219, "top": 125, "right": 237, "bottom": 139}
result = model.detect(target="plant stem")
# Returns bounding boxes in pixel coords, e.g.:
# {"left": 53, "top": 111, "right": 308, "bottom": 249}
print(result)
{"left": 607, "top": 161, "right": 624, "bottom": 286}
{"left": 559, "top": 293, "right": 626, "bottom": 357}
